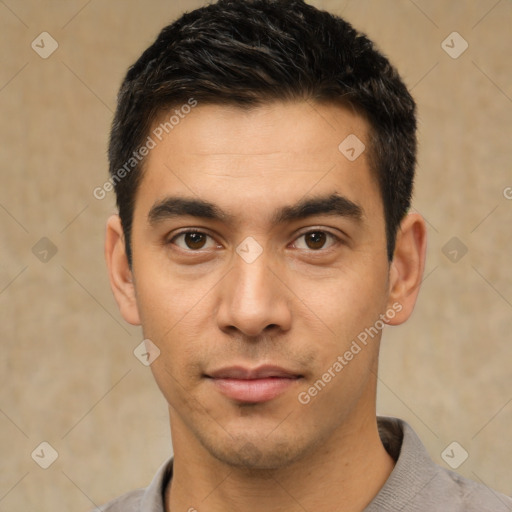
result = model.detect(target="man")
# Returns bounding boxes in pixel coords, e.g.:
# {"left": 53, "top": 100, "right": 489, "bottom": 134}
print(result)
{"left": 101, "top": 0, "right": 512, "bottom": 510}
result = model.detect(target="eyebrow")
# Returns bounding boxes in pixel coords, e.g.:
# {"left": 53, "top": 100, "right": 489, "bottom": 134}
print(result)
{"left": 147, "top": 192, "right": 364, "bottom": 227}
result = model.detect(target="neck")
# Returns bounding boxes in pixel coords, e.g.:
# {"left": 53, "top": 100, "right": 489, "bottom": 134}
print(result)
{"left": 166, "top": 411, "right": 395, "bottom": 512}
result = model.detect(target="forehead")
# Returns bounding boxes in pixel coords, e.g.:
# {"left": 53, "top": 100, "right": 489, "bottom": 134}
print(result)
{"left": 149, "top": 100, "right": 369, "bottom": 160}
{"left": 133, "top": 101, "right": 382, "bottom": 225}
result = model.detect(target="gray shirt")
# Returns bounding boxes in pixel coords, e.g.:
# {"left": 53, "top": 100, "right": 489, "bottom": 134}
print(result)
{"left": 97, "top": 417, "right": 512, "bottom": 511}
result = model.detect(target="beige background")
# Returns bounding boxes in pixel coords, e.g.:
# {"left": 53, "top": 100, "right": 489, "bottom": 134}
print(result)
{"left": 1, "top": 0, "right": 511, "bottom": 509}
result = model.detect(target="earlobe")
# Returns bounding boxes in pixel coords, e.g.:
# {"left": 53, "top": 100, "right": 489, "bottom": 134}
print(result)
{"left": 385, "top": 213, "right": 427, "bottom": 326}
{"left": 105, "top": 215, "right": 141, "bottom": 326}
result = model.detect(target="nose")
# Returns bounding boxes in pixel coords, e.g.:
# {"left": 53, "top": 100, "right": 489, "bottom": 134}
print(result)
{"left": 216, "top": 249, "right": 292, "bottom": 338}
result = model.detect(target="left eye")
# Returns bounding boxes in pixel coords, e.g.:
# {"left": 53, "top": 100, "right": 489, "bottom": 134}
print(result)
{"left": 293, "top": 231, "right": 338, "bottom": 251}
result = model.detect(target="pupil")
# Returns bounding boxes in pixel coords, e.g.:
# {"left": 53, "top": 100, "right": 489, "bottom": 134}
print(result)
{"left": 307, "top": 232, "right": 326, "bottom": 250}
{"left": 186, "top": 233, "right": 206, "bottom": 249}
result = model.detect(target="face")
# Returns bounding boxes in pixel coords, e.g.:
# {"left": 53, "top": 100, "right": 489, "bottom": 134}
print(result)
{"left": 111, "top": 101, "right": 413, "bottom": 470}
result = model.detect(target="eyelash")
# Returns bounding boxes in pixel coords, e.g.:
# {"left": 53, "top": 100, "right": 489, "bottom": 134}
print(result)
{"left": 168, "top": 228, "right": 342, "bottom": 253}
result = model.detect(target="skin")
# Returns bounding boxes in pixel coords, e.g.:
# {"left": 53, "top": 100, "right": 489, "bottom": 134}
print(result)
{"left": 106, "top": 101, "right": 427, "bottom": 512}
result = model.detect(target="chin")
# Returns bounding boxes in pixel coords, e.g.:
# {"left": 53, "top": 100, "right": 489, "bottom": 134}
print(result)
{"left": 199, "top": 432, "right": 317, "bottom": 471}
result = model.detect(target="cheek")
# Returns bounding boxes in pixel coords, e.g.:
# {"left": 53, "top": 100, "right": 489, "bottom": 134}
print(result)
{"left": 134, "top": 266, "right": 215, "bottom": 382}
{"left": 145, "top": 317, "right": 205, "bottom": 409}
{"left": 299, "top": 257, "right": 389, "bottom": 344}
{"left": 133, "top": 253, "right": 202, "bottom": 337}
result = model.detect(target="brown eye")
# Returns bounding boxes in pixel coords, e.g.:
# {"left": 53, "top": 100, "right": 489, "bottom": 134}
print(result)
{"left": 305, "top": 231, "right": 327, "bottom": 250}
{"left": 171, "top": 231, "right": 216, "bottom": 250}
{"left": 293, "top": 230, "right": 338, "bottom": 251}
{"left": 183, "top": 232, "right": 207, "bottom": 249}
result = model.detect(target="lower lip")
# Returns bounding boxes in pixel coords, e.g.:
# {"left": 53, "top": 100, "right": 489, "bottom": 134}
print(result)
{"left": 209, "top": 377, "right": 299, "bottom": 403}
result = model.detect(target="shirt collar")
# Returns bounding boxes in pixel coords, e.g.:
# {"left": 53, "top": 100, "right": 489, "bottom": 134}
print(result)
{"left": 364, "top": 417, "right": 438, "bottom": 511}
{"left": 139, "top": 456, "right": 173, "bottom": 512}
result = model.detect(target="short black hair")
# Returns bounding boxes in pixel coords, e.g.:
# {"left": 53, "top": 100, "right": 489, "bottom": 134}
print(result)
{"left": 108, "top": 0, "right": 417, "bottom": 265}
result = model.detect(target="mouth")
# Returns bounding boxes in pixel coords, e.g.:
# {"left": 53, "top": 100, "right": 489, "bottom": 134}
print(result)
{"left": 205, "top": 365, "right": 303, "bottom": 403}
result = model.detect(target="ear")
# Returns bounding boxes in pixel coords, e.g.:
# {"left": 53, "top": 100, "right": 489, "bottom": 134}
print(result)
{"left": 105, "top": 214, "right": 141, "bottom": 326}
{"left": 385, "top": 213, "right": 427, "bottom": 325}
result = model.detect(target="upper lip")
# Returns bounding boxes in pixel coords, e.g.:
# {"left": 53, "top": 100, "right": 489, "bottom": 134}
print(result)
{"left": 206, "top": 365, "right": 301, "bottom": 380}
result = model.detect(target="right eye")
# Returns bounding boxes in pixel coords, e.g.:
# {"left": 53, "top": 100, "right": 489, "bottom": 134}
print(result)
{"left": 169, "top": 230, "right": 219, "bottom": 251}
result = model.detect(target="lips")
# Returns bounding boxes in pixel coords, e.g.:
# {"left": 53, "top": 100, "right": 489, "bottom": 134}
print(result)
{"left": 206, "top": 365, "right": 302, "bottom": 403}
